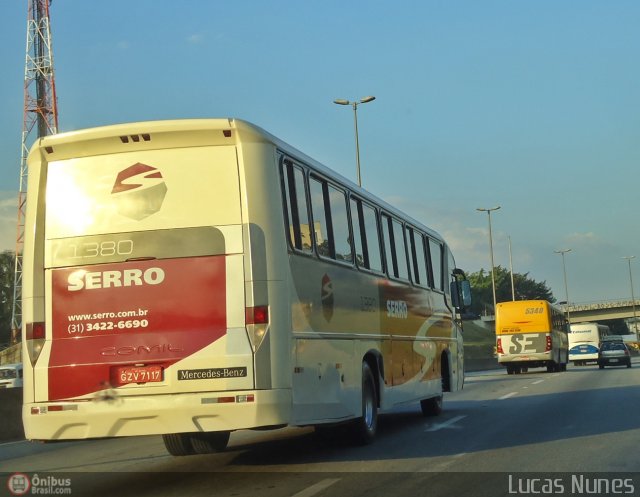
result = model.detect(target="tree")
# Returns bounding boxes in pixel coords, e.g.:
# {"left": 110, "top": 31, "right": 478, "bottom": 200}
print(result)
{"left": 467, "top": 265, "right": 555, "bottom": 316}
{"left": 0, "top": 251, "right": 15, "bottom": 347}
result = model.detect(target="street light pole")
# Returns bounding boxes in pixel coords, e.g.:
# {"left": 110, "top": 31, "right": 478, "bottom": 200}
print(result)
{"left": 554, "top": 248, "right": 572, "bottom": 324}
{"left": 508, "top": 235, "right": 515, "bottom": 301}
{"left": 334, "top": 96, "right": 376, "bottom": 187}
{"left": 476, "top": 206, "right": 501, "bottom": 314}
{"left": 623, "top": 256, "right": 638, "bottom": 339}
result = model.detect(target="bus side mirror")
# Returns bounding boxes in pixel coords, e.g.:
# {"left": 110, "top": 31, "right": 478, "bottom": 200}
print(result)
{"left": 451, "top": 279, "right": 472, "bottom": 311}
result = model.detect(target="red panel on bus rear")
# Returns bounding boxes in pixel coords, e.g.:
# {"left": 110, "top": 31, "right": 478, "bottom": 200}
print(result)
{"left": 49, "top": 256, "right": 227, "bottom": 400}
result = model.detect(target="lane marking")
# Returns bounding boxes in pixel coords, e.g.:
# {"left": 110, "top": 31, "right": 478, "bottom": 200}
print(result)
{"left": 531, "top": 379, "right": 544, "bottom": 385}
{"left": 425, "top": 415, "right": 467, "bottom": 432}
{"left": 0, "top": 441, "right": 26, "bottom": 447}
{"left": 499, "top": 392, "right": 518, "bottom": 400}
{"left": 291, "top": 478, "right": 341, "bottom": 497}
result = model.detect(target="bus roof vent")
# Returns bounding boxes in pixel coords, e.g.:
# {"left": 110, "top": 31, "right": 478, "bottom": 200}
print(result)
{"left": 120, "top": 134, "right": 152, "bottom": 144}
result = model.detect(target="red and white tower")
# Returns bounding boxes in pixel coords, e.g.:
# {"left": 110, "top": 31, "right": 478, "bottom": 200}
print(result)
{"left": 11, "top": 0, "right": 59, "bottom": 342}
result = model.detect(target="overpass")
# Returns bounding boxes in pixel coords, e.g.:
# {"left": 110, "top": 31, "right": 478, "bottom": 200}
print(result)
{"left": 563, "top": 299, "right": 640, "bottom": 324}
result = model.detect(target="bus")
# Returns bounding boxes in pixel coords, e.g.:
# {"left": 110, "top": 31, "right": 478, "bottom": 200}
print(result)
{"left": 21, "top": 118, "right": 471, "bottom": 455}
{"left": 0, "top": 363, "right": 23, "bottom": 389}
{"left": 568, "top": 322, "right": 609, "bottom": 365}
{"left": 495, "top": 300, "right": 568, "bottom": 374}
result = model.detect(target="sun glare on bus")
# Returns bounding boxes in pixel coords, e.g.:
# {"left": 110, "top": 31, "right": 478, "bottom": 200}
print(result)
{"left": 46, "top": 169, "right": 96, "bottom": 235}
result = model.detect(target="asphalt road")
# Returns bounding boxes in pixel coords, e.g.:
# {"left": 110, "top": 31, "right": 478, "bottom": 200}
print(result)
{"left": 1, "top": 359, "right": 639, "bottom": 497}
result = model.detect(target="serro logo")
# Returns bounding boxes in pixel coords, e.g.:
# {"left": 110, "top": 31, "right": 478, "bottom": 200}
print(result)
{"left": 68, "top": 267, "right": 165, "bottom": 291}
{"left": 112, "top": 163, "right": 167, "bottom": 220}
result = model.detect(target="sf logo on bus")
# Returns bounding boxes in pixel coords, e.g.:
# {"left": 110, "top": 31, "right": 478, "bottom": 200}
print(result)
{"left": 112, "top": 163, "right": 167, "bottom": 220}
{"left": 321, "top": 273, "right": 334, "bottom": 322}
{"left": 509, "top": 333, "right": 546, "bottom": 354}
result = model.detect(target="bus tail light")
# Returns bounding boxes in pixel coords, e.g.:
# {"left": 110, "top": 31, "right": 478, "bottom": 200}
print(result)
{"left": 496, "top": 338, "right": 504, "bottom": 355}
{"left": 545, "top": 335, "right": 552, "bottom": 352}
{"left": 245, "top": 306, "right": 269, "bottom": 351}
{"left": 25, "top": 322, "right": 46, "bottom": 366}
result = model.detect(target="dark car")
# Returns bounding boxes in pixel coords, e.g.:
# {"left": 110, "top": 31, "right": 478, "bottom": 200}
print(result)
{"left": 598, "top": 341, "right": 632, "bottom": 369}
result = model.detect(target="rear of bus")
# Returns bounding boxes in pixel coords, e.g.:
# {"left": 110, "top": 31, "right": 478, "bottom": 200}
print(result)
{"left": 22, "top": 119, "right": 291, "bottom": 449}
{"left": 495, "top": 300, "right": 564, "bottom": 374}
{"left": 569, "top": 323, "right": 607, "bottom": 365}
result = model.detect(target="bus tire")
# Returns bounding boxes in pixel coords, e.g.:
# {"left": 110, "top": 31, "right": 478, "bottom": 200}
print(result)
{"left": 351, "top": 362, "right": 378, "bottom": 445}
{"left": 162, "top": 433, "right": 195, "bottom": 456}
{"left": 190, "top": 431, "right": 230, "bottom": 454}
{"left": 421, "top": 395, "right": 443, "bottom": 417}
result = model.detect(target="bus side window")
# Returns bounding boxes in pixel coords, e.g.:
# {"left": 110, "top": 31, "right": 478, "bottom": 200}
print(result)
{"left": 381, "top": 214, "right": 409, "bottom": 281}
{"left": 381, "top": 214, "right": 394, "bottom": 277}
{"left": 281, "top": 160, "right": 312, "bottom": 253}
{"left": 445, "top": 249, "right": 456, "bottom": 297}
{"left": 309, "top": 177, "right": 331, "bottom": 258}
{"left": 392, "top": 220, "right": 409, "bottom": 280}
{"left": 309, "top": 176, "right": 353, "bottom": 263}
{"left": 409, "top": 228, "right": 429, "bottom": 287}
{"left": 351, "top": 198, "right": 366, "bottom": 267}
{"left": 362, "top": 203, "right": 383, "bottom": 272}
{"left": 428, "top": 238, "right": 443, "bottom": 291}
{"left": 328, "top": 185, "right": 353, "bottom": 263}
{"left": 350, "top": 198, "right": 383, "bottom": 272}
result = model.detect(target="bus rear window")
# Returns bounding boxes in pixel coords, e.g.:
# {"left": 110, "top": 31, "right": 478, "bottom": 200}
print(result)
{"left": 45, "top": 145, "right": 240, "bottom": 239}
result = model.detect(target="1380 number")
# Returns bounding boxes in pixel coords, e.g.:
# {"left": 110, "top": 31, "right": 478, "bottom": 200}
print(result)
{"left": 68, "top": 240, "right": 134, "bottom": 259}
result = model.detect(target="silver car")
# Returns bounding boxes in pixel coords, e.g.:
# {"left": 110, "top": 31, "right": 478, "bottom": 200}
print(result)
{"left": 598, "top": 341, "right": 632, "bottom": 369}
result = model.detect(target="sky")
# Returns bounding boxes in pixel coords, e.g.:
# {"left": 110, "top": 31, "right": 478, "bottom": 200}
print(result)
{"left": 1, "top": 0, "right": 639, "bottom": 304}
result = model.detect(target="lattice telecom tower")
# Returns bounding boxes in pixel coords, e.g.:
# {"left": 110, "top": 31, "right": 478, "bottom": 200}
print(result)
{"left": 11, "top": 0, "right": 59, "bottom": 343}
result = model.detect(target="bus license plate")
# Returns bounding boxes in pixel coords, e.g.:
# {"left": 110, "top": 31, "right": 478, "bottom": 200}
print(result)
{"left": 114, "top": 365, "right": 163, "bottom": 385}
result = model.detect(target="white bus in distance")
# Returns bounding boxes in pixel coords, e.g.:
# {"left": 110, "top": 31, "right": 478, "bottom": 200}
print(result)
{"left": 21, "top": 118, "right": 471, "bottom": 456}
{"left": 0, "top": 363, "right": 23, "bottom": 389}
{"left": 568, "top": 323, "right": 609, "bottom": 366}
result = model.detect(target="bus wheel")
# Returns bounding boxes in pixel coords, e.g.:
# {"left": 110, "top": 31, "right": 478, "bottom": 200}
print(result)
{"left": 190, "top": 431, "right": 230, "bottom": 454}
{"left": 351, "top": 362, "right": 378, "bottom": 445}
{"left": 421, "top": 395, "right": 443, "bottom": 417}
{"left": 162, "top": 433, "right": 195, "bottom": 456}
